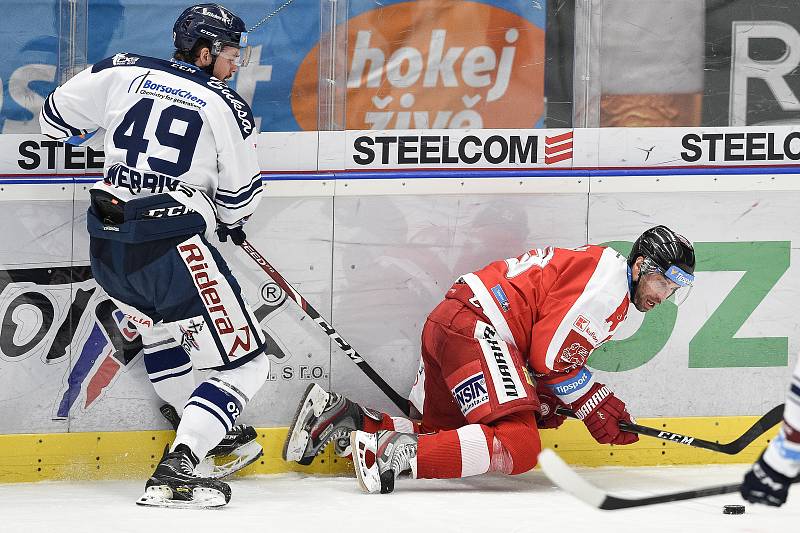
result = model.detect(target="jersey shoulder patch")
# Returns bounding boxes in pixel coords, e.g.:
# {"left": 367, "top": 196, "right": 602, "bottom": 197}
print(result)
{"left": 93, "top": 53, "right": 174, "bottom": 73}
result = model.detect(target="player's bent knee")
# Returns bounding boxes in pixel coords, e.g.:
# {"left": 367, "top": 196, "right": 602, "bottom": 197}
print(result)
{"left": 491, "top": 412, "right": 541, "bottom": 475}
{"left": 243, "top": 352, "right": 270, "bottom": 378}
{"left": 214, "top": 353, "right": 271, "bottom": 400}
{"left": 506, "top": 428, "right": 540, "bottom": 475}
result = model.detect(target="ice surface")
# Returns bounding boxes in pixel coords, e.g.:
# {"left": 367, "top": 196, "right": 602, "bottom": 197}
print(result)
{"left": 1, "top": 464, "right": 797, "bottom": 533}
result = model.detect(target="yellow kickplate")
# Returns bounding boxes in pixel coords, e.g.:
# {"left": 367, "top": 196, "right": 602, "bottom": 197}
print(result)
{"left": 0, "top": 415, "right": 779, "bottom": 483}
{"left": 0, "top": 428, "right": 351, "bottom": 483}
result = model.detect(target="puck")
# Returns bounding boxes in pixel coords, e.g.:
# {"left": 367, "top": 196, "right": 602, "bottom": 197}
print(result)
{"left": 723, "top": 504, "right": 745, "bottom": 515}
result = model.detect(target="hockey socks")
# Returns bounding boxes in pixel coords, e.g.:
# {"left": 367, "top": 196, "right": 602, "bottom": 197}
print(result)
{"left": 160, "top": 403, "right": 263, "bottom": 479}
{"left": 144, "top": 345, "right": 195, "bottom": 417}
{"left": 416, "top": 425, "right": 492, "bottom": 479}
{"left": 176, "top": 354, "right": 269, "bottom": 458}
{"left": 175, "top": 403, "right": 228, "bottom": 460}
{"left": 363, "top": 412, "right": 420, "bottom": 434}
{"left": 176, "top": 377, "right": 246, "bottom": 458}
{"left": 417, "top": 414, "right": 541, "bottom": 479}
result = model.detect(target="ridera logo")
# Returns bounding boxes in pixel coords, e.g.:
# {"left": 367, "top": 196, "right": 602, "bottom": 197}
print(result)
{"left": 292, "top": 1, "right": 544, "bottom": 130}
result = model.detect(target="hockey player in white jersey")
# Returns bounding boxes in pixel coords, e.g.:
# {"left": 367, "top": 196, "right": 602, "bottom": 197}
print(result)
{"left": 741, "top": 358, "right": 800, "bottom": 506}
{"left": 40, "top": 3, "right": 267, "bottom": 508}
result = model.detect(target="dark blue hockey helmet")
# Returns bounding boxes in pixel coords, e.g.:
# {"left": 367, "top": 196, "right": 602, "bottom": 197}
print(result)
{"left": 173, "top": 3, "right": 250, "bottom": 66}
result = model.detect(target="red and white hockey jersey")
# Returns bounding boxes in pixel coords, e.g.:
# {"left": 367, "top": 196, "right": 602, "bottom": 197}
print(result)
{"left": 452, "top": 245, "right": 631, "bottom": 404}
{"left": 39, "top": 53, "right": 262, "bottom": 227}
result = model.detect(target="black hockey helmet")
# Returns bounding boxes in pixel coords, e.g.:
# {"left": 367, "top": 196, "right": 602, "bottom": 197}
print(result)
{"left": 628, "top": 225, "right": 695, "bottom": 302}
{"left": 173, "top": 3, "right": 250, "bottom": 66}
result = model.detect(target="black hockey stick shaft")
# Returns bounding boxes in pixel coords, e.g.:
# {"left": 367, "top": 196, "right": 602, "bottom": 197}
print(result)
{"left": 601, "top": 483, "right": 742, "bottom": 510}
{"left": 600, "top": 477, "right": 800, "bottom": 510}
{"left": 537, "top": 448, "right": 797, "bottom": 511}
{"left": 239, "top": 241, "right": 411, "bottom": 415}
{"left": 555, "top": 403, "right": 783, "bottom": 454}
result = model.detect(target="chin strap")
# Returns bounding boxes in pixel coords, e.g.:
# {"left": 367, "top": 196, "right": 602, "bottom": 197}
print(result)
{"left": 627, "top": 264, "right": 637, "bottom": 300}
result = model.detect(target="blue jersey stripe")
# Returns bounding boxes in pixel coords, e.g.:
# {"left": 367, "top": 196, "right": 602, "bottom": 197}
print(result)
{"left": 215, "top": 176, "right": 263, "bottom": 205}
{"left": 215, "top": 187, "right": 262, "bottom": 211}
{"left": 218, "top": 173, "right": 261, "bottom": 195}
{"left": 149, "top": 366, "right": 192, "bottom": 383}
{"left": 43, "top": 94, "right": 84, "bottom": 137}
{"left": 42, "top": 98, "right": 76, "bottom": 137}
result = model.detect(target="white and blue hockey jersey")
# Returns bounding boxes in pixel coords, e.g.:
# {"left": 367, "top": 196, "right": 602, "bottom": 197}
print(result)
{"left": 39, "top": 52, "right": 262, "bottom": 227}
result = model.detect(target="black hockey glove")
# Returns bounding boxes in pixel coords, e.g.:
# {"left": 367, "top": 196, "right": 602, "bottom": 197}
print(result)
{"left": 740, "top": 452, "right": 791, "bottom": 507}
{"left": 216, "top": 224, "right": 247, "bottom": 246}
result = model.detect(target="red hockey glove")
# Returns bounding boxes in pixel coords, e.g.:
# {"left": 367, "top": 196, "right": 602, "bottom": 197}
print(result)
{"left": 572, "top": 383, "right": 638, "bottom": 445}
{"left": 535, "top": 385, "right": 567, "bottom": 429}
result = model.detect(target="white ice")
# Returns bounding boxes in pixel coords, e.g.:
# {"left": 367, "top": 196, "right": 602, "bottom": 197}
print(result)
{"left": 2, "top": 464, "right": 797, "bottom": 533}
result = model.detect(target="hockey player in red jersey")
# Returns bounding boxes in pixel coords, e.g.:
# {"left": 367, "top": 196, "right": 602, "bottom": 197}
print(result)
{"left": 284, "top": 226, "right": 695, "bottom": 493}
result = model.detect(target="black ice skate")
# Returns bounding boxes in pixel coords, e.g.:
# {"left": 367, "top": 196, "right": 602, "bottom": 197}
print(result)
{"left": 137, "top": 444, "right": 232, "bottom": 508}
{"left": 160, "top": 404, "right": 263, "bottom": 479}
{"left": 282, "top": 383, "right": 381, "bottom": 465}
{"left": 352, "top": 430, "right": 418, "bottom": 494}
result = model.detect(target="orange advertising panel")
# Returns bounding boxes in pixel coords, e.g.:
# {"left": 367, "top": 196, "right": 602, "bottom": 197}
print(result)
{"left": 292, "top": 0, "right": 545, "bottom": 130}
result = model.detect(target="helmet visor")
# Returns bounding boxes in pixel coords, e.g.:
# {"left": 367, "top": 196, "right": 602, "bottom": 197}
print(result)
{"left": 217, "top": 46, "right": 251, "bottom": 67}
{"left": 214, "top": 32, "right": 251, "bottom": 67}
{"left": 235, "top": 32, "right": 251, "bottom": 67}
{"left": 663, "top": 264, "right": 693, "bottom": 306}
{"left": 640, "top": 258, "right": 694, "bottom": 306}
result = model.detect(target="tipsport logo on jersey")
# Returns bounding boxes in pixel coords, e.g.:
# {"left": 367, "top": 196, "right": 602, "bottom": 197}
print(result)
{"left": 291, "top": 1, "right": 546, "bottom": 131}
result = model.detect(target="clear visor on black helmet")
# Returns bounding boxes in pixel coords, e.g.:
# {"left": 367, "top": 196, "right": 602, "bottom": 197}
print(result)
{"left": 639, "top": 257, "right": 694, "bottom": 305}
{"left": 211, "top": 31, "right": 251, "bottom": 67}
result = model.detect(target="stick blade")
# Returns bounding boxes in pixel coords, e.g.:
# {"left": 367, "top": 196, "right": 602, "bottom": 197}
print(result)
{"left": 724, "top": 403, "right": 784, "bottom": 453}
{"left": 538, "top": 449, "right": 608, "bottom": 509}
{"left": 538, "top": 448, "right": 744, "bottom": 511}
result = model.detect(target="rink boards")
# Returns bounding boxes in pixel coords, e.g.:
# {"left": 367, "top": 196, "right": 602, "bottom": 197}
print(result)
{"left": 0, "top": 126, "right": 797, "bottom": 481}
{"left": 0, "top": 415, "right": 781, "bottom": 483}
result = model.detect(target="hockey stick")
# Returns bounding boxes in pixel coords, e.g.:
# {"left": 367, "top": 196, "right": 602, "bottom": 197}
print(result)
{"left": 238, "top": 240, "right": 412, "bottom": 415}
{"left": 538, "top": 448, "right": 746, "bottom": 510}
{"left": 554, "top": 404, "right": 784, "bottom": 455}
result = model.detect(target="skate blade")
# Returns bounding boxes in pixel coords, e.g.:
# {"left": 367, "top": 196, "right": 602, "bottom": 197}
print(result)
{"left": 351, "top": 430, "right": 381, "bottom": 494}
{"left": 136, "top": 485, "right": 227, "bottom": 509}
{"left": 201, "top": 440, "right": 264, "bottom": 479}
{"left": 282, "top": 383, "right": 329, "bottom": 462}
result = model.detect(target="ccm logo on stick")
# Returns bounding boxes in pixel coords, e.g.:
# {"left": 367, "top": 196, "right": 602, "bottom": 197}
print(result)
{"left": 657, "top": 431, "right": 695, "bottom": 445}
